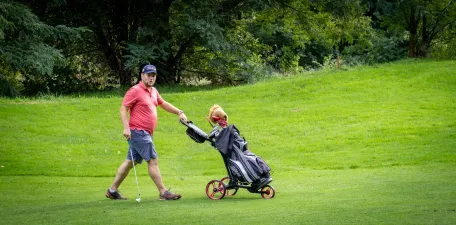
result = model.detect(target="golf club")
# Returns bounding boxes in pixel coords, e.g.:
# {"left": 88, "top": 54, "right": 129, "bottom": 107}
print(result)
{"left": 130, "top": 150, "right": 141, "bottom": 203}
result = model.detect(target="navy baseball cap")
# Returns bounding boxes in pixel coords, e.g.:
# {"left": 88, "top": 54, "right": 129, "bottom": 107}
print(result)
{"left": 142, "top": 65, "right": 157, "bottom": 74}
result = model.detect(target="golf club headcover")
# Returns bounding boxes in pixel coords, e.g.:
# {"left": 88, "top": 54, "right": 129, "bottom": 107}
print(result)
{"left": 208, "top": 104, "right": 228, "bottom": 125}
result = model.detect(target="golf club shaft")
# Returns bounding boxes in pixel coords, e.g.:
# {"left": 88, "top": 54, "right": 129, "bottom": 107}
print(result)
{"left": 130, "top": 150, "right": 141, "bottom": 199}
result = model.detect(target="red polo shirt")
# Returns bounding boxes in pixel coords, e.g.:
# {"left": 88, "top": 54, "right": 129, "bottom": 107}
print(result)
{"left": 122, "top": 82, "right": 164, "bottom": 134}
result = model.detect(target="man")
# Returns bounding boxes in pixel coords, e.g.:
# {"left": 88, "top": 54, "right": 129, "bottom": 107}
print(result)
{"left": 106, "top": 64, "right": 187, "bottom": 200}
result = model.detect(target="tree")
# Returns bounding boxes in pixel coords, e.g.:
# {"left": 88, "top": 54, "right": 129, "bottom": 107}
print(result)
{"left": 240, "top": 0, "right": 375, "bottom": 70}
{"left": 0, "top": 1, "right": 87, "bottom": 96}
{"left": 18, "top": 0, "right": 273, "bottom": 85}
{"left": 369, "top": 0, "right": 456, "bottom": 57}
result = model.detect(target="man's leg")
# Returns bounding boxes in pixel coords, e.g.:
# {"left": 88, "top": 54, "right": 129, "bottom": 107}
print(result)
{"left": 110, "top": 160, "right": 134, "bottom": 191}
{"left": 147, "top": 158, "right": 167, "bottom": 194}
{"left": 147, "top": 158, "right": 181, "bottom": 200}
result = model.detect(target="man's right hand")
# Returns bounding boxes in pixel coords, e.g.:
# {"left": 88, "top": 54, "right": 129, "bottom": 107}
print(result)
{"left": 123, "top": 128, "right": 131, "bottom": 140}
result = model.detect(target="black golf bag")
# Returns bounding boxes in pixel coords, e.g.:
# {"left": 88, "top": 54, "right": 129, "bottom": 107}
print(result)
{"left": 212, "top": 125, "right": 272, "bottom": 188}
{"left": 182, "top": 120, "right": 272, "bottom": 190}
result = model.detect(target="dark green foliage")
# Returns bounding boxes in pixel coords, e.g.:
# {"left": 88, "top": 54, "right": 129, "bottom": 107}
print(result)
{"left": 0, "top": 1, "right": 63, "bottom": 75}
{"left": 0, "top": 1, "right": 89, "bottom": 96}
{"left": 1, "top": 0, "right": 456, "bottom": 97}
{"left": 0, "top": 57, "right": 22, "bottom": 97}
{"left": 365, "top": 0, "right": 456, "bottom": 58}
{"left": 431, "top": 39, "right": 456, "bottom": 59}
{"left": 342, "top": 30, "right": 408, "bottom": 65}
{"left": 298, "top": 40, "right": 334, "bottom": 70}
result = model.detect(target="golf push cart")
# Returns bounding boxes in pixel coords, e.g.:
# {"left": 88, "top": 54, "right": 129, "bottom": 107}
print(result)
{"left": 180, "top": 119, "right": 275, "bottom": 200}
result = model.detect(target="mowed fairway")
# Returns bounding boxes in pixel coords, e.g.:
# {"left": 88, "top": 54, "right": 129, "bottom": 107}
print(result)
{"left": 1, "top": 60, "right": 455, "bottom": 224}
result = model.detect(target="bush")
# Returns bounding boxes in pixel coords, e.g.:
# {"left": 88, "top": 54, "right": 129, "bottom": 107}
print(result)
{"left": 0, "top": 57, "right": 23, "bottom": 97}
{"left": 342, "top": 30, "right": 408, "bottom": 66}
{"left": 298, "top": 40, "right": 334, "bottom": 70}
{"left": 430, "top": 39, "right": 456, "bottom": 60}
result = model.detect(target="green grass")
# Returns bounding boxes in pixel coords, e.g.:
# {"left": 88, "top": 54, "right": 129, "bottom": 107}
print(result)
{"left": 1, "top": 59, "right": 455, "bottom": 224}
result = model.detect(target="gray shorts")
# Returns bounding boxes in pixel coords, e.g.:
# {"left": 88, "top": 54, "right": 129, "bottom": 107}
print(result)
{"left": 126, "top": 129, "right": 158, "bottom": 164}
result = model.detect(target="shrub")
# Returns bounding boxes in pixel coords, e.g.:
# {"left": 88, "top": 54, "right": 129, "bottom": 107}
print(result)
{"left": 0, "top": 57, "right": 23, "bottom": 97}
{"left": 342, "top": 30, "right": 408, "bottom": 66}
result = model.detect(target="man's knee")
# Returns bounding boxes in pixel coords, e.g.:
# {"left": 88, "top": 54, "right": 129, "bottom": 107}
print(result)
{"left": 119, "top": 160, "right": 134, "bottom": 169}
{"left": 147, "top": 158, "right": 159, "bottom": 167}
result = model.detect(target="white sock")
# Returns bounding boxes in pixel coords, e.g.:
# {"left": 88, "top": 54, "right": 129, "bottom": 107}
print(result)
{"left": 109, "top": 188, "right": 116, "bottom": 193}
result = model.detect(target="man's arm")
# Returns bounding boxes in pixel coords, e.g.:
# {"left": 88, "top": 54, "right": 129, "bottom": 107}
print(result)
{"left": 159, "top": 101, "right": 187, "bottom": 122}
{"left": 120, "top": 104, "right": 131, "bottom": 139}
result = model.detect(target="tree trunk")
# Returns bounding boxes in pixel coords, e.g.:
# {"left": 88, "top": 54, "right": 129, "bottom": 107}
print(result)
{"left": 406, "top": 6, "right": 420, "bottom": 58}
{"left": 408, "top": 34, "right": 416, "bottom": 57}
{"left": 148, "top": 1, "right": 175, "bottom": 85}
{"left": 418, "top": 14, "right": 429, "bottom": 57}
{"left": 119, "top": 67, "right": 132, "bottom": 85}
{"left": 97, "top": 25, "right": 132, "bottom": 86}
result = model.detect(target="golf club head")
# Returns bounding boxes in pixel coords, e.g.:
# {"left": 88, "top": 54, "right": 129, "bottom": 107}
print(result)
{"left": 136, "top": 198, "right": 141, "bottom": 203}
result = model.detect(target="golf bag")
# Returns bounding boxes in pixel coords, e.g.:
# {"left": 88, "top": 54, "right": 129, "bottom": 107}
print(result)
{"left": 181, "top": 119, "right": 274, "bottom": 199}
{"left": 212, "top": 125, "right": 271, "bottom": 186}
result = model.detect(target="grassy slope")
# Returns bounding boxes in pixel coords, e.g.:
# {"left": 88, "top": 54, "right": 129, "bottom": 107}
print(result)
{"left": 0, "top": 59, "right": 455, "bottom": 224}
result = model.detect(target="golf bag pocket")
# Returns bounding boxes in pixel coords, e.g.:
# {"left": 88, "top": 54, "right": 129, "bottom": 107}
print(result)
{"left": 184, "top": 122, "right": 209, "bottom": 143}
{"left": 255, "top": 156, "right": 271, "bottom": 176}
{"left": 243, "top": 153, "right": 271, "bottom": 177}
{"left": 228, "top": 151, "right": 271, "bottom": 183}
{"left": 229, "top": 164, "right": 243, "bottom": 182}
{"left": 229, "top": 159, "right": 253, "bottom": 182}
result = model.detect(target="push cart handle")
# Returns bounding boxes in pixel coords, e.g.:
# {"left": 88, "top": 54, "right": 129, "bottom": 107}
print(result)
{"left": 180, "top": 118, "right": 196, "bottom": 128}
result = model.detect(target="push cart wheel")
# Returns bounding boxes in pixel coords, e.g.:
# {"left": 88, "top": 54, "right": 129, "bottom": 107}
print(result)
{"left": 260, "top": 185, "right": 275, "bottom": 199}
{"left": 206, "top": 180, "right": 226, "bottom": 200}
{"left": 221, "top": 177, "right": 238, "bottom": 196}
